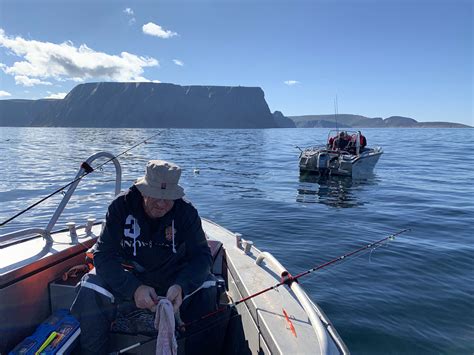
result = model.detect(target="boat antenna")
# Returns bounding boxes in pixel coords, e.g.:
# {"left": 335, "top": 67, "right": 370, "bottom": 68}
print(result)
{"left": 0, "top": 131, "right": 162, "bottom": 227}
{"left": 334, "top": 95, "right": 339, "bottom": 134}
{"left": 111, "top": 228, "right": 410, "bottom": 354}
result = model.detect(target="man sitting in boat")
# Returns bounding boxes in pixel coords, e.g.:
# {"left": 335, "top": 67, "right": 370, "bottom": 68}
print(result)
{"left": 332, "top": 131, "right": 350, "bottom": 151}
{"left": 71, "top": 160, "right": 217, "bottom": 354}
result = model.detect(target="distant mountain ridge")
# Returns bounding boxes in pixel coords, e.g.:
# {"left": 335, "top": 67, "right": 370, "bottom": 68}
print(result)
{"left": 0, "top": 82, "right": 278, "bottom": 128}
{"left": 0, "top": 83, "right": 470, "bottom": 128}
{"left": 290, "top": 114, "right": 471, "bottom": 128}
{"left": 0, "top": 99, "right": 58, "bottom": 127}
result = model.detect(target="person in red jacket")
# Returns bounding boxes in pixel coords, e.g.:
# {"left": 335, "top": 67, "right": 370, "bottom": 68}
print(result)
{"left": 332, "top": 131, "right": 350, "bottom": 150}
{"left": 358, "top": 131, "right": 367, "bottom": 150}
{"left": 328, "top": 135, "right": 337, "bottom": 149}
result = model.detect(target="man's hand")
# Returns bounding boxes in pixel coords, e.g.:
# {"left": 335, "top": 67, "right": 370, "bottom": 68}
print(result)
{"left": 134, "top": 285, "right": 158, "bottom": 311}
{"left": 166, "top": 284, "right": 183, "bottom": 313}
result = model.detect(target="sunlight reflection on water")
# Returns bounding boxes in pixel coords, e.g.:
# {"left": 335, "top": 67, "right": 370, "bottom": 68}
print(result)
{"left": 1, "top": 127, "right": 473, "bottom": 354}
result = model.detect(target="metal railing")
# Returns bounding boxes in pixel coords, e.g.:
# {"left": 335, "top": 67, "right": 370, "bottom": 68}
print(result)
{"left": 0, "top": 152, "right": 122, "bottom": 246}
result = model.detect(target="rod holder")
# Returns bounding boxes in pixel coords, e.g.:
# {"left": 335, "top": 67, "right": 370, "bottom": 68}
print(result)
{"left": 243, "top": 240, "right": 253, "bottom": 255}
{"left": 235, "top": 233, "right": 243, "bottom": 249}
{"left": 85, "top": 218, "right": 96, "bottom": 235}
{"left": 66, "top": 222, "right": 78, "bottom": 243}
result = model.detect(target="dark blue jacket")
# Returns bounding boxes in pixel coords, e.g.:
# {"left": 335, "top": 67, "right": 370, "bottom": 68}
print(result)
{"left": 93, "top": 186, "right": 212, "bottom": 300}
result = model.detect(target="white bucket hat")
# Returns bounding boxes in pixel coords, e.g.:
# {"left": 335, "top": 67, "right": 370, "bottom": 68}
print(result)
{"left": 135, "top": 160, "right": 185, "bottom": 200}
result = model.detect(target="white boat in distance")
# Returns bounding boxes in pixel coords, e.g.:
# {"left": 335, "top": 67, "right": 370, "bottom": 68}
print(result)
{"left": 299, "top": 130, "right": 383, "bottom": 177}
{"left": 0, "top": 152, "right": 348, "bottom": 354}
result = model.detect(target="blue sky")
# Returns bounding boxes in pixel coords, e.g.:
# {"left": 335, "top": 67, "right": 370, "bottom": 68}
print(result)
{"left": 0, "top": 0, "right": 472, "bottom": 125}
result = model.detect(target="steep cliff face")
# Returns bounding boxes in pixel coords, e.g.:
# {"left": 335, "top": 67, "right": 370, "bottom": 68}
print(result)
{"left": 3, "top": 85, "right": 469, "bottom": 128}
{"left": 26, "top": 82, "right": 277, "bottom": 128}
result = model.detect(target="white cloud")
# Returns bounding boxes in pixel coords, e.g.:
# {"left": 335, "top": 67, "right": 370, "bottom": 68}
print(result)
{"left": 143, "top": 22, "right": 178, "bottom": 39}
{"left": 284, "top": 80, "right": 300, "bottom": 86}
{"left": 0, "top": 90, "right": 11, "bottom": 97}
{"left": 173, "top": 59, "right": 184, "bottom": 66}
{"left": 45, "top": 92, "right": 67, "bottom": 99}
{"left": 15, "top": 75, "right": 52, "bottom": 86}
{"left": 0, "top": 28, "right": 159, "bottom": 87}
{"left": 123, "top": 8, "right": 136, "bottom": 25}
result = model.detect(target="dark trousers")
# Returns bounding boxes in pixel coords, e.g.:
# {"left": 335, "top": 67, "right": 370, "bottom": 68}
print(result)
{"left": 70, "top": 270, "right": 217, "bottom": 355}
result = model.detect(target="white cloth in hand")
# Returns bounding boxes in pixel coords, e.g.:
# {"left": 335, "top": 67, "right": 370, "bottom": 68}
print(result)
{"left": 154, "top": 299, "right": 178, "bottom": 355}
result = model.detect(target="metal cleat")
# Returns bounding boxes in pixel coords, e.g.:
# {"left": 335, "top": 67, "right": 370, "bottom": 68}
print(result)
{"left": 85, "top": 218, "right": 96, "bottom": 235}
{"left": 66, "top": 222, "right": 78, "bottom": 243}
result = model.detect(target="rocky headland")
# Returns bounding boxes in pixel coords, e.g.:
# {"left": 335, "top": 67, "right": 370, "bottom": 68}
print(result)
{"left": 0, "top": 82, "right": 278, "bottom": 128}
{"left": 0, "top": 83, "right": 470, "bottom": 128}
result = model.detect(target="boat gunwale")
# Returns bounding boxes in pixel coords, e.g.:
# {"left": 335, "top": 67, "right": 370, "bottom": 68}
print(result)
{"left": 0, "top": 231, "right": 97, "bottom": 288}
{"left": 202, "top": 218, "right": 347, "bottom": 354}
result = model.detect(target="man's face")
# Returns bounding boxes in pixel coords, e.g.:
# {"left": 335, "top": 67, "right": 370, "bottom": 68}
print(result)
{"left": 142, "top": 196, "right": 175, "bottom": 218}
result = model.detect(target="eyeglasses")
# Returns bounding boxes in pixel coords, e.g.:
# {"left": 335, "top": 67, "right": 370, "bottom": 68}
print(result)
{"left": 143, "top": 196, "right": 174, "bottom": 207}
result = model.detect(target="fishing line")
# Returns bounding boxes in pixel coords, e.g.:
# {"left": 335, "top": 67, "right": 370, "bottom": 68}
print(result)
{"left": 290, "top": 229, "right": 408, "bottom": 281}
{"left": 0, "top": 131, "right": 161, "bottom": 227}
{"left": 300, "top": 237, "right": 391, "bottom": 284}
{"left": 369, "top": 245, "right": 376, "bottom": 263}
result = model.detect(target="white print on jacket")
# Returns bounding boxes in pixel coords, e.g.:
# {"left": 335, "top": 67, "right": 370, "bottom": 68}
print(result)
{"left": 124, "top": 214, "right": 141, "bottom": 256}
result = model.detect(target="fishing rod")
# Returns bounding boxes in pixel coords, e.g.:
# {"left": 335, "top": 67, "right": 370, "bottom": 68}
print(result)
{"left": 111, "top": 228, "right": 410, "bottom": 354}
{"left": 232, "top": 228, "right": 410, "bottom": 306}
{"left": 0, "top": 131, "right": 161, "bottom": 227}
{"left": 183, "top": 229, "right": 410, "bottom": 324}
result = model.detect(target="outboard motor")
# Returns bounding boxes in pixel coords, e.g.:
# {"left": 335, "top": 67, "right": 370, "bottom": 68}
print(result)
{"left": 317, "top": 152, "right": 329, "bottom": 173}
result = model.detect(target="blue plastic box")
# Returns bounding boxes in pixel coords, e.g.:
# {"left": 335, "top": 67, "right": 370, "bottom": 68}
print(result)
{"left": 9, "top": 309, "right": 80, "bottom": 355}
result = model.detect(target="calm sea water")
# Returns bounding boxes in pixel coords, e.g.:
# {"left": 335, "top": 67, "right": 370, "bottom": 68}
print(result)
{"left": 1, "top": 127, "right": 473, "bottom": 354}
